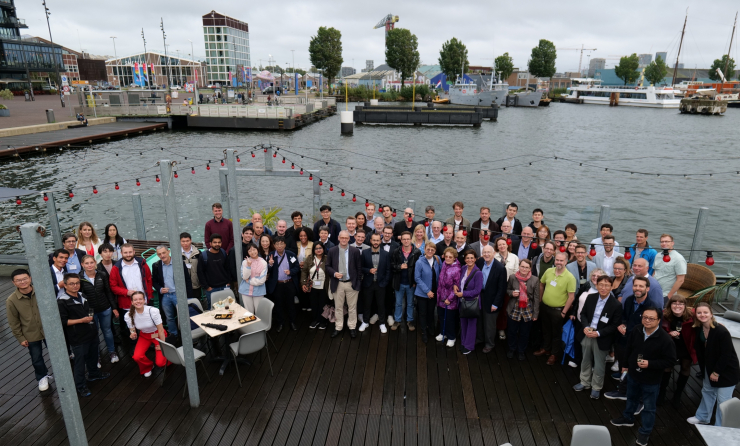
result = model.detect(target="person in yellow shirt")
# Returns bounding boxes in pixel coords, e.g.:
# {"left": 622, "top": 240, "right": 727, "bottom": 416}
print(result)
{"left": 534, "top": 251, "right": 576, "bottom": 365}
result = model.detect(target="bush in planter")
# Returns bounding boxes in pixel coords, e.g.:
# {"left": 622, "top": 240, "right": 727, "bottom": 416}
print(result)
{"left": 0, "top": 103, "right": 9, "bottom": 117}
{"left": 0, "top": 89, "right": 12, "bottom": 100}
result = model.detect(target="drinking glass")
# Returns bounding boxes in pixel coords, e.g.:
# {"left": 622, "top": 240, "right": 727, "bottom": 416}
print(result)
{"left": 88, "top": 308, "right": 95, "bottom": 324}
{"left": 637, "top": 354, "right": 643, "bottom": 372}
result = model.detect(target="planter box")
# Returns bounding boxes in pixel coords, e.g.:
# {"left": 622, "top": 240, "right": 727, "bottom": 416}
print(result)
{"left": 0, "top": 109, "right": 9, "bottom": 117}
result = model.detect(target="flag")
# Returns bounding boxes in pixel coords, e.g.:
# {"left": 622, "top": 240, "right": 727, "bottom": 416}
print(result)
{"left": 134, "top": 62, "right": 139, "bottom": 75}
{"left": 435, "top": 80, "right": 442, "bottom": 88}
{"left": 194, "top": 68, "right": 198, "bottom": 82}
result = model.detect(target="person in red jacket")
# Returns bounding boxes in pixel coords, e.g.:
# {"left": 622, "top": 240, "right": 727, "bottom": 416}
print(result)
{"left": 658, "top": 295, "right": 697, "bottom": 407}
{"left": 108, "top": 244, "right": 153, "bottom": 342}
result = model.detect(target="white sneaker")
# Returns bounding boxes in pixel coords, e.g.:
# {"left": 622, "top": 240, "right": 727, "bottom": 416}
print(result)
{"left": 359, "top": 322, "right": 369, "bottom": 332}
{"left": 110, "top": 353, "right": 119, "bottom": 364}
{"left": 605, "top": 355, "right": 615, "bottom": 363}
{"left": 436, "top": 334, "right": 444, "bottom": 342}
{"left": 611, "top": 361, "right": 620, "bottom": 372}
{"left": 294, "top": 296, "right": 299, "bottom": 304}
{"left": 379, "top": 324, "right": 387, "bottom": 334}
{"left": 446, "top": 339, "right": 456, "bottom": 348}
{"left": 144, "top": 371, "right": 152, "bottom": 378}
{"left": 38, "top": 376, "right": 49, "bottom": 391}
{"left": 568, "top": 361, "right": 577, "bottom": 368}
{"left": 97, "top": 361, "right": 101, "bottom": 369}
{"left": 687, "top": 417, "right": 708, "bottom": 425}
{"left": 387, "top": 316, "right": 395, "bottom": 327}
{"left": 369, "top": 314, "right": 379, "bottom": 324}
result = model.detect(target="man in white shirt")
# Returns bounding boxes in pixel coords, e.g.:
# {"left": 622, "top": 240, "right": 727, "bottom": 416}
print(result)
{"left": 593, "top": 235, "right": 623, "bottom": 276}
{"left": 373, "top": 217, "right": 385, "bottom": 237}
{"left": 590, "top": 223, "right": 621, "bottom": 258}
{"left": 428, "top": 221, "right": 444, "bottom": 244}
{"left": 50, "top": 249, "right": 69, "bottom": 295}
{"left": 653, "top": 234, "right": 687, "bottom": 300}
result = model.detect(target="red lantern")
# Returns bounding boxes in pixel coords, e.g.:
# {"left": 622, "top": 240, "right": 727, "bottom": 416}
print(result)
{"left": 531, "top": 242, "right": 538, "bottom": 249}
{"left": 352, "top": 195, "right": 357, "bottom": 202}
{"left": 309, "top": 174, "right": 313, "bottom": 180}
{"left": 221, "top": 160, "right": 225, "bottom": 166}
{"left": 506, "top": 237, "right": 512, "bottom": 245}
{"left": 92, "top": 187, "right": 98, "bottom": 194}
{"left": 365, "top": 200, "right": 369, "bottom": 208}
{"left": 663, "top": 254, "right": 671, "bottom": 262}
{"left": 559, "top": 245, "right": 566, "bottom": 253}
{"left": 424, "top": 221, "right": 429, "bottom": 227}
{"left": 191, "top": 167, "right": 195, "bottom": 174}
{"left": 174, "top": 171, "right": 179, "bottom": 178}
{"left": 273, "top": 152, "right": 277, "bottom": 158}
{"left": 443, "top": 226, "right": 448, "bottom": 232}
{"left": 156, "top": 175, "right": 160, "bottom": 182}
{"left": 624, "top": 251, "right": 632, "bottom": 260}
{"left": 483, "top": 234, "right": 490, "bottom": 241}
{"left": 705, "top": 252, "right": 714, "bottom": 266}
{"left": 206, "top": 164, "right": 211, "bottom": 170}
{"left": 392, "top": 211, "right": 397, "bottom": 218}
{"left": 15, "top": 196, "right": 21, "bottom": 205}
{"left": 407, "top": 217, "right": 413, "bottom": 223}
{"left": 136, "top": 179, "right": 141, "bottom": 186}
{"left": 68, "top": 190, "right": 74, "bottom": 198}
{"left": 319, "top": 179, "right": 323, "bottom": 186}
{"left": 236, "top": 156, "right": 241, "bottom": 162}
{"left": 43, "top": 193, "right": 49, "bottom": 201}
{"left": 252, "top": 152, "right": 256, "bottom": 158}
{"left": 463, "top": 229, "right": 468, "bottom": 237}
{"left": 329, "top": 184, "right": 334, "bottom": 191}
{"left": 300, "top": 168, "right": 304, "bottom": 175}
{"left": 589, "top": 245, "right": 597, "bottom": 257}
{"left": 114, "top": 183, "right": 119, "bottom": 190}
{"left": 341, "top": 190, "right": 345, "bottom": 197}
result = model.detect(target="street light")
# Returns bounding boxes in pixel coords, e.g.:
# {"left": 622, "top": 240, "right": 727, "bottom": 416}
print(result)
{"left": 160, "top": 18, "right": 170, "bottom": 95}
{"left": 291, "top": 49, "right": 296, "bottom": 94}
{"left": 110, "top": 36, "right": 118, "bottom": 88}
{"left": 187, "top": 39, "right": 199, "bottom": 103}
{"left": 42, "top": 0, "right": 64, "bottom": 107}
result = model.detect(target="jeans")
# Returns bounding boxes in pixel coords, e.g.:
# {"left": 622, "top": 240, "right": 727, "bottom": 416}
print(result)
{"left": 507, "top": 317, "right": 532, "bottom": 353}
{"left": 70, "top": 341, "right": 100, "bottom": 391}
{"left": 205, "top": 286, "right": 229, "bottom": 310}
{"left": 695, "top": 374, "right": 736, "bottom": 426}
{"left": 394, "top": 284, "right": 414, "bottom": 322}
{"left": 94, "top": 307, "right": 115, "bottom": 353}
{"left": 160, "top": 292, "right": 179, "bottom": 336}
{"left": 623, "top": 374, "right": 660, "bottom": 436}
{"left": 28, "top": 339, "right": 49, "bottom": 381}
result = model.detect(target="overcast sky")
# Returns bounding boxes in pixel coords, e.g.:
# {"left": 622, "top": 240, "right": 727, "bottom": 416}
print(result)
{"left": 22, "top": 0, "right": 738, "bottom": 73}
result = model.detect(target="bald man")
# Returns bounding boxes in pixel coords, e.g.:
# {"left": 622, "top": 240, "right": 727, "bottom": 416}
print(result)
{"left": 246, "top": 212, "right": 273, "bottom": 236}
{"left": 393, "top": 207, "right": 420, "bottom": 240}
{"left": 618, "top": 258, "right": 664, "bottom": 309}
{"left": 475, "top": 245, "right": 508, "bottom": 353}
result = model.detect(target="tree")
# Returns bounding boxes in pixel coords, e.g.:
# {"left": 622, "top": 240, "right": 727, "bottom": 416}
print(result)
{"left": 643, "top": 55, "right": 668, "bottom": 86}
{"left": 494, "top": 52, "right": 514, "bottom": 81}
{"left": 614, "top": 53, "right": 640, "bottom": 85}
{"left": 708, "top": 55, "right": 736, "bottom": 81}
{"left": 385, "top": 28, "right": 420, "bottom": 88}
{"left": 438, "top": 37, "right": 469, "bottom": 83}
{"left": 527, "top": 39, "right": 557, "bottom": 79}
{"left": 308, "top": 27, "right": 343, "bottom": 93}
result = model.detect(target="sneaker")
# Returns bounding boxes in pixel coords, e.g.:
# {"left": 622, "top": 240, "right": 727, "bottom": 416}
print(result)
{"left": 498, "top": 330, "right": 506, "bottom": 340}
{"left": 610, "top": 417, "right": 634, "bottom": 427}
{"left": 611, "top": 361, "right": 620, "bottom": 372}
{"left": 309, "top": 321, "right": 319, "bottom": 329}
{"left": 97, "top": 360, "right": 101, "bottom": 369}
{"left": 87, "top": 371, "right": 110, "bottom": 382}
{"left": 306, "top": 308, "right": 312, "bottom": 312}
{"left": 144, "top": 371, "right": 152, "bottom": 378}
{"left": 69, "top": 353, "right": 75, "bottom": 360}
{"left": 387, "top": 316, "right": 395, "bottom": 327}
{"left": 391, "top": 322, "right": 400, "bottom": 331}
{"left": 358, "top": 314, "right": 364, "bottom": 323}
{"left": 605, "top": 354, "right": 615, "bottom": 363}
{"left": 38, "top": 376, "right": 49, "bottom": 391}
{"left": 633, "top": 404, "right": 644, "bottom": 415}
{"left": 462, "top": 347, "right": 471, "bottom": 355}
{"left": 568, "top": 361, "right": 577, "bottom": 368}
{"left": 518, "top": 353, "right": 526, "bottom": 361}
{"left": 359, "top": 322, "right": 369, "bottom": 332}
{"left": 686, "top": 416, "right": 708, "bottom": 425}
{"left": 110, "top": 353, "right": 119, "bottom": 364}
{"left": 446, "top": 339, "right": 455, "bottom": 348}
{"left": 77, "top": 387, "right": 92, "bottom": 397}
{"left": 407, "top": 321, "right": 415, "bottom": 331}
{"left": 379, "top": 324, "right": 387, "bottom": 334}
{"left": 294, "top": 296, "right": 300, "bottom": 304}
{"left": 604, "top": 391, "right": 627, "bottom": 401}
{"left": 436, "top": 334, "right": 444, "bottom": 342}
{"left": 318, "top": 322, "right": 328, "bottom": 330}
{"left": 590, "top": 390, "right": 600, "bottom": 400}
{"left": 636, "top": 432, "right": 649, "bottom": 446}
{"left": 611, "top": 372, "right": 622, "bottom": 381}
{"left": 573, "top": 383, "right": 591, "bottom": 391}
{"left": 369, "top": 314, "right": 379, "bottom": 324}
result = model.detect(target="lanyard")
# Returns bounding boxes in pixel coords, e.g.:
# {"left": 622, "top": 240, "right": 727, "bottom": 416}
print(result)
{"left": 312, "top": 257, "right": 322, "bottom": 279}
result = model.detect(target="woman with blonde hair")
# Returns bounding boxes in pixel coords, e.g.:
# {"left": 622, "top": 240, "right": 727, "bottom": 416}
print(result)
{"left": 412, "top": 224, "right": 428, "bottom": 251}
{"left": 77, "top": 222, "right": 102, "bottom": 261}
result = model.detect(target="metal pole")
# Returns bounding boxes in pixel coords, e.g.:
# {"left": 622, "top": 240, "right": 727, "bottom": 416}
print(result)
{"left": 226, "top": 150, "right": 243, "bottom": 305}
{"left": 312, "top": 171, "right": 321, "bottom": 221}
{"left": 132, "top": 193, "right": 147, "bottom": 240}
{"left": 264, "top": 147, "right": 273, "bottom": 171}
{"left": 158, "top": 160, "right": 200, "bottom": 407}
{"left": 406, "top": 199, "right": 415, "bottom": 215}
{"left": 42, "top": 0, "right": 64, "bottom": 108}
{"left": 20, "top": 223, "right": 87, "bottom": 446}
{"left": 45, "top": 192, "right": 63, "bottom": 249}
{"left": 689, "top": 207, "right": 709, "bottom": 264}
{"left": 219, "top": 170, "right": 230, "bottom": 219}
{"left": 596, "top": 205, "right": 610, "bottom": 238}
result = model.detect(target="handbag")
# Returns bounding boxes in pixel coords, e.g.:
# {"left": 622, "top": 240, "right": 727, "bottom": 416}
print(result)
{"left": 459, "top": 296, "right": 480, "bottom": 318}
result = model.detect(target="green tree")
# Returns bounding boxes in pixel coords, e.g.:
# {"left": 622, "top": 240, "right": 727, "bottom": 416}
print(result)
{"left": 614, "top": 53, "right": 640, "bottom": 85}
{"left": 308, "top": 27, "right": 343, "bottom": 93}
{"left": 527, "top": 39, "right": 557, "bottom": 79}
{"left": 708, "top": 55, "right": 736, "bottom": 81}
{"left": 494, "top": 52, "right": 514, "bottom": 81}
{"left": 438, "top": 37, "right": 469, "bottom": 83}
{"left": 643, "top": 56, "right": 668, "bottom": 86}
{"left": 385, "top": 28, "right": 420, "bottom": 88}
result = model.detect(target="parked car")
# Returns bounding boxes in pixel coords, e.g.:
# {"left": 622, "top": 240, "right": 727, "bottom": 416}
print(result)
{"left": 262, "top": 86, "right": 282, "bottom": 94}
{"left": 170, "top": 85, "right": 182, "bottom": 90}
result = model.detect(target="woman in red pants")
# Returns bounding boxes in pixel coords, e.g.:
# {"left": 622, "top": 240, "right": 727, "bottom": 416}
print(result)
{"left": 124, "top": 291, "right": 170, "bottom": 377}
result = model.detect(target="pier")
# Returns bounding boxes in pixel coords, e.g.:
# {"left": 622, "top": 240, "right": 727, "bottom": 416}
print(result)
{"left": 353, "top": 103, "right": 497, "bottom": 127}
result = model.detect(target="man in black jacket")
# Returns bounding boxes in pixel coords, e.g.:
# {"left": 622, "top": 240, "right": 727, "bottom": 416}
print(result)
{"left": 312, "top": 205, "right": 342, "bottom": 245}
{"left": 435, "top": 225, "right": 454, "bottom": 257}
{"left": 268, "top": 236, "right": 301, "bottom": 332}
{"left": 393, "top": 208, "right": 420, "bottom": 240}
{"left": 326, "top": 231, "right": 363, "bottom": 338}
{"left": 611, "top": 307, "right": 676, "bottom": 446}
{"left": 390, "top": 232, "right": 421, "bottom": 331}
{"left": 57, "top": 274, "right": 109, "bottom": 397}
{"left": 475, "top": 245, "right": 508, "bottom": 353}
{"left": 511, "top": 227, "right": 542, "bottom": 262}
{"left": 359, "top": 233, "right": 392, "bottom": 334}
{"left": 152, "top": 246, "right": 193, "bottom": 337}
{"left": 380, "top": 226, "right": 399, "bottom": 327}
{"left": 197, "top": 234, "right": 230, "bottom": 310}
{"left": 496, "top": 203, "right": 523, "bottom": 236}
{"left": 469, "top": 206, "right": 500, "bottom": 244}
{"left": 574, "top": 276, "right": 623, "bottom": 399}
{"left": 47, "top": 232, "right": 86, "bottom": 272}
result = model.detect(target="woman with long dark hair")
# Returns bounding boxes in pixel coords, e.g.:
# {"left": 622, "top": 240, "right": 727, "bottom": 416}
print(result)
{"left": 301, "top": 241, "right": 329, "bottom": 329}
{"left": 103, "top": 223, "right": 127, "bottom": 261}
{"left": 239, "top": 244, "right": 268, "bottom": 314}
{"left": 125, "top": 291, "right": 170, "bottom": 377}
{"left": 354, "top": 212, "right": 371, "bottom": 234}
{"left": 658, "top": 295, "right": 696, "bottom": 407}
{"left": 295, "top": 227, "right": 313, "bottom": 311}
{"left": 454, "top": 250, "right": 482, "bottom": 355}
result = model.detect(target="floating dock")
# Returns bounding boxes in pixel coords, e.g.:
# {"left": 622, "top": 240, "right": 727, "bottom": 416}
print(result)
{"left": 353, "top": 103, "right": 497, "bottom": 127}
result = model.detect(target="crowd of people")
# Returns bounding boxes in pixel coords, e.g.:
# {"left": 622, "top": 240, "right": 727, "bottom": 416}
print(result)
{"left": 6, "top": 201, "right": 739, "bottom": 445}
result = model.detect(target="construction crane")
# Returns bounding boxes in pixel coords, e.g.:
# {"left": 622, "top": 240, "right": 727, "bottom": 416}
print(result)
{"left": 374, "top": 14, "right": 399, "bottom": 44}
{"left": 557, "top": 44, "right": 597, "bottom": 74}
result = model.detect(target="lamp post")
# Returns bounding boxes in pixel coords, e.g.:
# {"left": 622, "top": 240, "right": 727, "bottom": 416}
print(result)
{"left": 291, "top": 49, "right": 296, "bottom": 95}
{"left": 110, "top": 36, "right": 118, "bottom": 88}
{"left": 42, "top": 0, "right": 64, "bottom": 107}
{"left": 160, "top": 18, "right": 171, "bottom": 95}
{"left": 188, "top": 39, "right": 198, "bottom": 103}
{"left": 141, "top": 29, "right": 150, "bottom": 90}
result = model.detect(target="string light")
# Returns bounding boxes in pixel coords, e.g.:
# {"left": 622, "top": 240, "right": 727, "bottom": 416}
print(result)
{"left": 156, "top": 175, "right": 160, "bottom": 182}
{"left": 392, "top": 210, "right": 397, "bottom": 217}
{"left": 589, "top": 244, "right": 597, "bottom": 257}
{"left": 291, "top": 163, "right": 295, "bottom": 169}
{"left": 531, "top": 241, "right": 538, "bottom": 249}
{"left": 329, "top": 184, "right": 333, "bottom": 191}
{"left": 662, "top": 249, "right": 671, "bottom": 263}
{"left": 309, "top": 173, "right": 313, "bottom": 180}
{"left": 706, "top": 251, "right": 714, "bottom": 266}
{"left": 505, "top": 237, "right": 511, "bottom": 245}
{"left": 624, "top": 251, "right": 632, "bottom": 260}
{"left": 282, "top": 157, "right": 286, "bottom": 163}
{"left": 221, "top": 160, "right": 225, "bottom": 166}
{"left": 352, "top": 194, "right": 357, "bottom": 202}
{"left": 273, "top": 152, "right": 277, "bottom": 158}
{"left": 15, "top": 196, "right": 21, "bottom": 205}
{"left": 191, "top": 167, "right": 196, "bottom": 174}
{"left": 365, "top": 200, "right": 369, "bottom": 208}
{"left": 136, "top": 179, "right": 141, "bottom": 186}
{"left": 251, "top": 152, "right": 255, "bottom": 158}
{"left": 92, "top": 186, "right": 98, "bottom": 194}
{"left": 264, "top": 148, "right": 267, "bottom": 152}
{"left": 300, "top": 168, "right": 304, "bottom": 175}
{"left": 174, "top": 171, "right": 179, "bottom": 178}
{"left": 43, "top": 193, "right": 49, "bottom": 201}
{"left": 341, "top": 190, "right": 345, "bottom": 197}
{"left": 319, "top": 179, "right": 323, "bottom": 186}
{"left": 114, "top": 183, "right": 119, "bottom": 190}
{"left": 68, "top": 190, "right": 74, "bottom": 198}
{"left": 206, "top": 163, "right": 210, "bottom": 170}
{"left": 236, "top": 155, "right": 241, "bottom": 162}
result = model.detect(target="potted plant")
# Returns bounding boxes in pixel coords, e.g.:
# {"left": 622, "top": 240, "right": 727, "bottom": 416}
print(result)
{"left": 0, "top": 104, "right": 9, "bottom": 117}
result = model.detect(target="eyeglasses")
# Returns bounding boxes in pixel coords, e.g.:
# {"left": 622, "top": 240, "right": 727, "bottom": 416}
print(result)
{"left": 66, "top": 282, "right": 81, "bottom": 287}
{"left": 641, "top": 316, "right": 658, "bottom": 321}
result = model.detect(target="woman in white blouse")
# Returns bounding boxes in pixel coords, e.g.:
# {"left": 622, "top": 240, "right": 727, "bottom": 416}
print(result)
{"left": 125, "top": 291, "right": 170, "bottom": 377}
{"left": 494, "top": 237, "right": 519, "bottom": 340}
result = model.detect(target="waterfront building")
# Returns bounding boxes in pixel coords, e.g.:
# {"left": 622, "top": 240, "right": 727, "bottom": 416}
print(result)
{"left": 105, "top": 52, "right": 205, "bottom": 88}
{"left": 588, "top": 58, "right": 605, "bottom": 78}
{"left": 341, "top": 66, "right": 356, "bottom": 77}
{"left": 202, "top": 11, "right": 250, "bottom": 86}
{"left": 638, "top": 53, "right": 653, "bottom": 67}
{"left": 656, "top": 51, "right": 668, "bottom": 63}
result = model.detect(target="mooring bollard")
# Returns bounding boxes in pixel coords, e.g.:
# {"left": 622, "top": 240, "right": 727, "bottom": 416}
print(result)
{"left": 370, "top": 99, "right": 379, "bottom": 106}
{"left": 340, "top": 110, "right": 353, "bottom": 134}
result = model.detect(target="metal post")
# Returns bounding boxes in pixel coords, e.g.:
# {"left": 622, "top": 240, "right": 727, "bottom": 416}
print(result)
{"left": 159, "top": 160, "right": 200, "bottom": 407}
{"left": 312, "top": 171, "right": 321, "bottom": 220}
{"left": 20, "top": 223, "right": 88, "bottom": 446}
{"left": 45, "top": 192, "right": 63, "bottom": 249}
{"left": 219, "top": 171, "right": 230, "bottom": 219}
{"left": 226, "top": 149, "right": 243, "bottom": 303}
{"left": 132, "top": 193, "right": 147, "bottom": 240}
{"left": 407, "top": 199, "right": 415, "bottom": 215}
{"left": 596, "top": 205, "right": 610, "bottom": 238}
{"left": 689, "top": 207, "right": 709, "bottom": 264}
{"left": 264, "top": 147, "right": 273, "bottom": 171}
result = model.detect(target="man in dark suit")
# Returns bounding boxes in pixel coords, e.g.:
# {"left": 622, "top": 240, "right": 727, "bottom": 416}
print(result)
{"left": 475, "top": 245, "right": 508, "bottom": 353}
{"left": 268, "top": 236, "right": 301, "bottom": 332}
{"left": 511, "top": 227, "right": 542, "bottom": 262}
{"left": 574, "top": 275, "right": 623, "bottom": 399}
{"left": 50, "top": 248, "right": 69, "bottom": 296}
{"left": 326, "top": 230, "right": 362, "bottom": 338}
{"left": 359, "top": 233, "right": 392, "bottom": 334}
{"left": 380, "top": 226, "right": 399, "bottom": 327}
{"left": 392, "top": 207, "right": 420, "bottom": 240}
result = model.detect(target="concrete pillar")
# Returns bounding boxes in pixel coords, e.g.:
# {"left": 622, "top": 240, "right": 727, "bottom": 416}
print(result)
{"left": 340, "top": 110, "right": 353, "bottom": 134}
{"left": 132, "top": 193, "right": 146, "bottom": 240}
{"left": 597, "top": 205, "right": 610, "bottom": 238}
{"left": 226, "top": 150, "right": 243, "bottom": 304}
{"left": 45, "top": 192, "right": 63, "bottom": 249}
{"left": 370, "top": 99, "right": 379, "bottom": 106}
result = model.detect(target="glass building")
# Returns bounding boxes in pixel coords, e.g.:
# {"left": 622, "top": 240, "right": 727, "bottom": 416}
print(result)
{"left": 202, "top": 11, "right": 250, "bottom": 86}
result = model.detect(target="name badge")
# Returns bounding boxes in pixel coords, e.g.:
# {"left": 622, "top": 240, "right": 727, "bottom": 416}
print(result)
{"left": 68, "top": 264, "right": 78, "bottom": 271}
{"left": 185, "top": 263, "right": 192, "bottom": 269}
{"left": 550, "top": 280, "right": 557, "bottom": 287}
{"left": 580, "top": 278, "right": 587, "bottom": 284}
{"left": 600, "top": 316, "right": 609, "bottom": 323}
{"left": 314, "top": 280, "right": 323, "bottom": 288}
{"left": 290, "top": 257, "right": 296, "bottom": 263}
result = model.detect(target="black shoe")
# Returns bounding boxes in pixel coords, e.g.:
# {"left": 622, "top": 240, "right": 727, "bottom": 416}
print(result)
{"left": 422, "top": 332, "right": 428, "bottom": 344}
{"left": 318, "top": 322, "right": 328, "bottom": 330}
{"left": 610, "top": 416, "right": 634, "bottom": 427}
{"left": 87, "top": 371, "right": 110, "bottom": 382}
{"left": 276, "top": 324, "right": 283, "bottom": 333}
{"left": 518, "top": 352, "right": 526, "bottom": 361}
{"left": 77, "top": 387, "right": 92, "bottom": 397}
{"left": 350, "top": 329, "right": 357, "bottom": 338}
{"left": 290, "top": 323, "right": 298, "bottom": 331}
{"left": 330, "top": 329, "right": 340, "bottom": 338}
{"left": 636, "top": 432, "right": 649, "bottom": 446}
{"left": 461, "top": 347, "right": 472, "bottom": 355}
{"left": 506, "top": 350, "right": 514, "bottom": 359}
{"left": 309, "top": 321, "right": 319, "bottom": 329}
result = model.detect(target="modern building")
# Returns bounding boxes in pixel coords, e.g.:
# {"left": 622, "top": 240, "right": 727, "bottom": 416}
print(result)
{"left": 638, "top": 53, "right": 652, "bottom": 67}
{"left": 105, "top": 52, "right": 205, "bottom": 88}
{"left": 25, "top": 36, "right": 108, "bottom": 84}
{"left": 655, "top": 51, "right": 668, "bottom": 63}
{"left": 341, "top": 66, "right": 355, "bottom": 77}
{"left": 588, "top": 58, "right": 605, "bottom": 77}
{"left": 365, "top": 60, "right": 374, "bottom": 71}
{"left": 202, "top": 11, "right": 250, "bottom": 86}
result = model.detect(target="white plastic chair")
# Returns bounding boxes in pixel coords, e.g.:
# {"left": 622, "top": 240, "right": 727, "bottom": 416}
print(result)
{"left": 570, "top": 425, "right": 611, "bottom": 446}
{"left": 158, "top": 340, "right": 211, "bottom": 398}
{"left": 230, "top": 330, "right": 273, "bottom": 387}
{"left": 720, "top": 397, "right": 740, "bottom": 428}
{"left": 238, "top": 299, "right": 277, "bottom": 352}
{"left": 174, "top": 298, "right": 208, "bottom": 343}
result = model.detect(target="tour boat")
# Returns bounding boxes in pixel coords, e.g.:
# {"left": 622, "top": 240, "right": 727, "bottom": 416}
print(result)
{"left": 563, "top": 85, "right": 681, "bottom": 108}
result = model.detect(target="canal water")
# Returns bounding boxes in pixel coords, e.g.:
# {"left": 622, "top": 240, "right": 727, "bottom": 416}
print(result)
{"left": 1, "top": 102, "right": 738, "bottom": 266}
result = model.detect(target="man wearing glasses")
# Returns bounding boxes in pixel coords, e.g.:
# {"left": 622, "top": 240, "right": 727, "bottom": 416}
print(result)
{"left": 610, "top": 306, "right": 676, "bottom": 446}
{"left": 58, "top": 274, "right": 110, "bottom": 397}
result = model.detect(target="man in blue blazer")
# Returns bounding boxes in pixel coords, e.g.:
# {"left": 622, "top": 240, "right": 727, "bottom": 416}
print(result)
{"left": 475, "top": 245, "right": 508, "bottom": 352}
{"left": 268, "top": 236, "right": 301, "bottom": 332}
{"left": 359, "top": 233, "right": 392, "bottom": 334}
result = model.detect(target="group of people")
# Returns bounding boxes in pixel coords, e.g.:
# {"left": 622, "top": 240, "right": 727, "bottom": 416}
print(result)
{"left": 6, "top": 201, "right": 739, "bottom": 446}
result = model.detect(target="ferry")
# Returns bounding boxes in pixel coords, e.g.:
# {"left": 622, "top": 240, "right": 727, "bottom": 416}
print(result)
{"left": 563, "top": 84, "right": 681, "bottom": 108}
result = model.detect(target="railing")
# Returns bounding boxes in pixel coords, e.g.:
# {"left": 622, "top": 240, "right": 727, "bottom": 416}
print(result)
{"left": 71, "top": 102, "right": 336, "bottom": 119}
{"left": 0, "top": 16, "right": 26, "bottom": 26}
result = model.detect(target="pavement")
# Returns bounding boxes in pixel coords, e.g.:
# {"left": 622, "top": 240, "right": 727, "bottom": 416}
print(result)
{"left": 0, "top": 94, "right": 79, "bottom": 128}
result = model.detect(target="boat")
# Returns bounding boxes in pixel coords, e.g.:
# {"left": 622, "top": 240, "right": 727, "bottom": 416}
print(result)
{"left": 679, "top": 88, "right": 728, "bottom": 115}
{"left": 508, "top": 89, "right": 545, "bottom": 107}
{"left": 448, "top": 80, "right": 495, "bottom": 107}
{"left": 432, "top": 96, "right": 449, "bottom": 104}
{"left": 562, "top": 85, "right": 680, "bottom": 108}
{"left": 673, "top": 80, "right": 704, "bottom": 97}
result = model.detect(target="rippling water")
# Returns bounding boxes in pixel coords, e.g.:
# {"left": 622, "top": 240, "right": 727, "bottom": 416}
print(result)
{"left": 1, "top": 102, "right": 738, "bottom": 264}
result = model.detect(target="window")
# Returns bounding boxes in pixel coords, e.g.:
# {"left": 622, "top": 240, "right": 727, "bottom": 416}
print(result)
{"left": 208, "top": 27, "right": 214, "bottom": 33}
{"left": 216, "top": 35, "right": 221, "bottom": 41}
{"left": 216, "top": 27, "right": 221, "bottom": 33}
{"left": 208, "top": 35, "right": 215, "bottom": 42}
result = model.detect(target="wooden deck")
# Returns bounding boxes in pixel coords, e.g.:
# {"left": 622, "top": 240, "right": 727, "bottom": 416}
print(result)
{"left": 0, "top": 275, "right": 726, "bottom": 445}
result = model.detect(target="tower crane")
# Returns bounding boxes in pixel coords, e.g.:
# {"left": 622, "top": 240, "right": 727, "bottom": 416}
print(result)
{"left": 374, "top": 14, "right": 399, "bottom": 44}
{"left": 556, "top": 44, "right": 597, "bottom": 74}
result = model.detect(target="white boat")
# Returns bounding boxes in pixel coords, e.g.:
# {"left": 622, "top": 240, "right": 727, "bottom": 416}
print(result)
{"left": 564, "top": 85, "right": 680, "bottom": 108}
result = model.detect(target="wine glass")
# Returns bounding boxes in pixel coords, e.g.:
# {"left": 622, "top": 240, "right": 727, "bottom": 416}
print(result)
{"left": 88, "top": 308, "right": 95, "bottom": 324}
{"left": 637, "top": 354, "right": 644, "bottom": 372}
{"left": 676, "top": 325, "right": 683, "bottom": 333}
